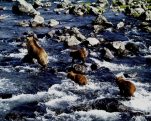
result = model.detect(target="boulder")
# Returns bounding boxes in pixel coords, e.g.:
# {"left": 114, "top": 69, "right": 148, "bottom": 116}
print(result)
{"left": 112, "top": 41, "right": 125, "bottom": 50}
{"left": 117, "top": 21, "right": 125, "bottom": 29}
{"left": 125, "top": 42, "right": 139, "bottom": 55}
{"left": 64, "top": 36, "right": 81, "bottom": 46}
{"left": 48, "top": 19, "right": 59, "bottom": 27}
{"left": 71, "top": 27, "right": 86, "bottom": 41}
{"left": 100, "top": 47, "right": 115, "bottom": 61}
{"left": 87, "top": 37, "right": 100, "bottom": 46}
{"left": 93, "top": 15, "right": 113, "bottom": 27}
{"left": 12, "top": 0, "right": 40, "bottom": 16}
{"left": 30, "top": 15, "right": 44, "bottom": 27}
{"left": 141, "top": 10, "right": 151, "bottom": 21}
{"left": 33, "top": 0, "right": 43, "bottom": 9}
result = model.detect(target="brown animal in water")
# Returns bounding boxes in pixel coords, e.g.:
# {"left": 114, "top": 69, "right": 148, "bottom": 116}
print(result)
{"left": 67, "top": 71, "right": 88, "bottom": 85}
{"left": 116, "top": 76, "right": 136, "bottom": 97}
{"left": 26, "top": 35, "right": 48, "bottom": 68}
{"left": 70, "top": 47, "right": 88, "bottom": 64}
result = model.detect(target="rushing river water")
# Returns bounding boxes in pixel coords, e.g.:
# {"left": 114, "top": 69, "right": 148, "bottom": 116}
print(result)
{"left": 0, "top": 0, "right": 151, "bottom": 121}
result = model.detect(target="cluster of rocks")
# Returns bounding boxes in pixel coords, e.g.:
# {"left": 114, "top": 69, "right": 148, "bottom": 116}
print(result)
{"left": 33, "top": 0, "right": 51, "bottom": 9}
{"left": 12, "top": 0, "right": 40, "bottom": 16}
{"left": 56, "top": 98, "right": 145, "bottom": 116}
{"left": 112, "top": 0, "right": 151, "bottom": 21}
{"left": 12, "top": 0, "right": 59, "bottom": 28}
{"left": 47, "top": 27, "right": 86, "bottom": 46}
{"left": 17, "top": 16, "right": 59, "bottom": 28}
{"left": 92, "top": 14, "right": 113, "bottom": 33}
{"left": 99, "top": 41, "right": 140, "bottom": 61}
{"left": 55, "top": 0, "right": 108, "bottom": 16}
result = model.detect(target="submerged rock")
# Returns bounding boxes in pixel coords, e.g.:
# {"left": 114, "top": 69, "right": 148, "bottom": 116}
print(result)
{"left": 57, "top": 98, "right": 145, "bottom": 116}
{"left": 90, "top": 63, "right": 99, "bottom": 71}
{"left": 12, "top": 0, "right": 40, "bottom": 16}
{"left": 125, "top": 42, "right": 139, "bottom": 55}
{"left": 5, "top": 101, "right": 46, "bottom": 120}
{"left": 0, "top": 6, "right": 6, "bottom": 10}
{"left": 0, "top": 93, "right": 12, "bottom": 99}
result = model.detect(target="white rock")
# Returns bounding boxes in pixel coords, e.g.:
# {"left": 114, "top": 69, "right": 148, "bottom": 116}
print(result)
{"left": 87, "top": 37, "right": 100, "bottom": 46}
{"left": 31, "top": 15, "right": 44, "bottom": 24}
{"left": 117, "top": 21, "right": 124, "bottom": 29}
{"left": 112, "top": 41, "right": 125, "bottom": 50}
{"left": 48, "top": 19, "right": 59, "bottom": 27}
{"left": 13, "top": 0, "right": 40, "bottom": 16}
{"left": 66, "top": 36, "right": 81, "bottom": 46}
{"left": 104, "top": 47, "right": 114, "bottom": 60}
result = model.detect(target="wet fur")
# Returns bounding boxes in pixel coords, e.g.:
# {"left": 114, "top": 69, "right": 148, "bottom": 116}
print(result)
{"left": 70, "top": 47, "right": 88, "bottom": 64}
{"left": 67, "top": 71, "right": 88, "bottom": 85}
{"left": 26, "top": 36, "right": 48, "bottom": 68}
{"left": 116, "top": 76, "right": 136, "bottom": 97}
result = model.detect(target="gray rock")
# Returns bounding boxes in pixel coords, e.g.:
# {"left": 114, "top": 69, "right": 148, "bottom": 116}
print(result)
{"left": 30, "top": 15, "right": 44, "bottom": 27}
{"left": 43, "top": 2, "right": 51, "bottom": 7}
{"left": 87, "top": 37, "right": 100, "bottom": 46}
{"left": 47, "top": 30, "right": 56, "bottom": 38}
{"left": 112, "top": 41, "right": 125, "bottom": 50}
{"left": 65, "top": 36, "right": 81, "bottom": 46}
{"left": 12, "top": 0, "right": 40, "bottom": 16}
{"left": 71, "top": 27, "right": 86, "bottom": 41}
{"left": 48, "top": 19, "right": 59, "bottom": 27}
{"left": 97, "top": 0, "right": 108, "bottom": 8}
{"left": 101, "top": 47, "right": 114, "bottom": 61}
{"left": 144, "top": 10, "right": 151, "bottom": 21}
{"left": 117, "top": 21, "right": 125, "bottom": 29}
{"left": 93, "top": 15, "right": 113, "bottom": 27}
{"left": 90, "top": 6, "right": 100, "bottom": 15}
{"left": 93, "top": 25, "right": 104, "bottom": 33}
{"left": 33, "top": 0, "right": 43, "bottom": 9}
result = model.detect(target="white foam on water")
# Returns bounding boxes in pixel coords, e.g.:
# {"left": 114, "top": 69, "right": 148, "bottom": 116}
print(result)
{"left": 58, "top": 110, "right": 120, "bottom": 121}
{"left": 0, "top": 67, "right": 11, "bottom": 72}
{"left": 8, "top": 51, "right": 26, "bottom": 58}
{"left": 0, "top": 78, "right": 11, "bottom": 88}
{"left": 15, "top": 65, "right": 39, "bottom": 72}
{"left": 0, "top": 92, "right": 49, "bottom": 112}
{"left": 48, "top": 56, "right": 59, "bottom": 62}
{"left": 45, "top": 95, "right": 78, "bottom": 109}
{"left": 90, "top": 57, "right": 140, "bottom": 71}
